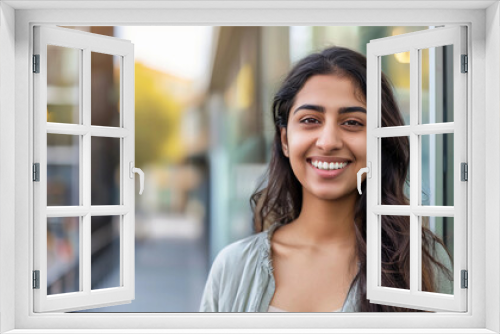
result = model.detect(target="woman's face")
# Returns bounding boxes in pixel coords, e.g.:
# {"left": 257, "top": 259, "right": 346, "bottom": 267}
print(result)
{"left": 281, "top": 74, "right": 367, "bottom": 201}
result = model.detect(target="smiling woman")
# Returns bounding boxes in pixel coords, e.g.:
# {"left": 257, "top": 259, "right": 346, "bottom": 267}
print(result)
{"left": 199, "top": 46, "right": 453, "bottom": 313}
{"left": 282, "top": 74, "right": 367, "bottom": 203}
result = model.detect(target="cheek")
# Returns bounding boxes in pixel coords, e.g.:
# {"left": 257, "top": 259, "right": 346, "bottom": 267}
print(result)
{"left": 351, "top": 137, "right": 367, "bottom": 162}
{"left": 287, "top": 131, "right": 309, "bottom": 154}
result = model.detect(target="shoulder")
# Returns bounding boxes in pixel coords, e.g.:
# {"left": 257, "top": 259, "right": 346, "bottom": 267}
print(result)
{"left": 424, "top": 234, "right": 454, "bottom": 294}
{"left": 211, "top": 230, "right": 268, "bottom": 276}
{"left": 200, "top": 230, "right": 271, "bottom": 312}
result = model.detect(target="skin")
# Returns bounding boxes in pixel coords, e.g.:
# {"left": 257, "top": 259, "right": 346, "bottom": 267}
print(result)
{"left": 269, "top": 74, "right": 367, "bottom": 312}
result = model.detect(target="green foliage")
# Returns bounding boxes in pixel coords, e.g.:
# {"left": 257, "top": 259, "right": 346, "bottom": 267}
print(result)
{"left": 135, "top": 62, "right": 183, "bottom": 167}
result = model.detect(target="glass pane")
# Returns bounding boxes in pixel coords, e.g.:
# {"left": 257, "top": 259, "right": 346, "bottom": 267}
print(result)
{"left": 381, "top": 136, "right": 410, "bottom": 204}
{"left": 91, "top": 137, "right": 120, "bottom": 205}
{"left": 47, "top": 45, "right": 80, "bottom": 124}
{"left": 91, "top": 216, "right": 121, "bottom": 289}
{"left": 47, "top": 217, "right": 80, "bottom": 295}
{"left": 47, "top": 134, "right": 80, "bottom": 206}
{"left": 91, "top": 52, "right": 121, "bottom": 127}
{"left": 420, "top": 133, "right": 454, "bottom": 206}
{"left": 380, "top": 215, "right": 410, "bottom": 290}
{"left": 420, "top": 45, "right": 454, "bottom": 124}
{"left": 381, "top": 52, "right": 410, "bottom": 127}
{"left": 421, "top": 216, "right": 454, "bottom": 295}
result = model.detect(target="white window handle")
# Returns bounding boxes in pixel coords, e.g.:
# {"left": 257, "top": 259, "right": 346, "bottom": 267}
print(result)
{"left": 129, "top": 161, "right": 144, "bottom": 195}
{"left": 357, "top": 162, "right": 371, "bottom": 195}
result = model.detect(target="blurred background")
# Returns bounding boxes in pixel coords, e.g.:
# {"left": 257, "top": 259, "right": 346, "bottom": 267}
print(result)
{"left": 45, "top": 26, "right": 455, "bottom": 312}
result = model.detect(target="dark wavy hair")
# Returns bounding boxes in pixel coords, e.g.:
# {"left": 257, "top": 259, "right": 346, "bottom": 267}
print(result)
{"left": 250, "top": 46, "right": 453, "bottom": 312}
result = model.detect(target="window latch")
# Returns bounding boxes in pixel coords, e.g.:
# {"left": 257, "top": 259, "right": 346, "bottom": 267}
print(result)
{"left": 357, "top": 162, "right": 371, "bottom": 195}
{"left": 129, "top": 161, "right": 144, "bottom": 195}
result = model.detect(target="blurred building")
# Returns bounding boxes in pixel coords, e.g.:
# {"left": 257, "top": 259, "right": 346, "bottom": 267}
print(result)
{"left": 197, "top": 27, "right": 292, "bottom": 262}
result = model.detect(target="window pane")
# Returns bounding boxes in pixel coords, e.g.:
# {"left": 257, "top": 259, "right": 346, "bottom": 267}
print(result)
{"left": 381, "top": 136, "right": 410, "bottom": 204}
{"left": 381, "top": 52, "right": 410, "bottom": 127}
{"left": 420, "top": 133, "right": 454, "bottom": 206}
{"left": 380, "top": 215, "right": 410, "bottom": 290}
{"left": 47, "top": 45, "right": 80, "bottom": 124}
{"left": 91, "top": 52, "right": 121, "bottom": 127}
{"left": 421, "top": 216, "right": 454, "bottom": 295}
{"left": 91, "top": 216, "right": 121, "bottom": 290}
{"left": 91, "top": 137, "right": 121, "bottom": 205}
{"left": 47, "top": 217, "right": 80, "bottom": 295}
{"left": 420, "top": 45, "right": 454, "bottom": 124}
{"left": 47, "top": 134, "right": 80, "bottom": 206}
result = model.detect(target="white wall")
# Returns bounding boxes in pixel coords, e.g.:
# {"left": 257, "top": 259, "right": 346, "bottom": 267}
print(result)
{"left": 0, "top": 2, "right": 16, "bottom": 333}
{"left": 485, "top": 2, "right": 500, "bottom": 333}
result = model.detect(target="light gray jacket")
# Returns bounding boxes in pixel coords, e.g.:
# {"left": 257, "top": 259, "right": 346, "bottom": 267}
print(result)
{"left": 199, "top": 222, "right": 452, "bottom": 312}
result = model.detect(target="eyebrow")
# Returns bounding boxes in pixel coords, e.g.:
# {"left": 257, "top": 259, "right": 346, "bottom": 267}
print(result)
{"left": 292, "top": 104, "right": 367, "bottom": 115}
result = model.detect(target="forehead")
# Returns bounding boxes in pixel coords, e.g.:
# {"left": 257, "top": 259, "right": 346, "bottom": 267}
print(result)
{"left": 294, "top": 74, "right": 365, "bottom": 106}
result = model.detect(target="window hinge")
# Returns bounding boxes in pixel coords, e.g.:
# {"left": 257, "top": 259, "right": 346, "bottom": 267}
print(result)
{"left": 33, "top": 163, "right": 40, "bottom": 182}
{"left": 33, "top": 270, "right": 40, "bottom": 289}
{"left": 461, "top": 270, "right": 468, "bottom": 289}
{"left": 461, "top": 162, "right": 468, "bottom": 181}
{"left": 461, "top": 54, "right": 468, "bottom": 73}
{"left": 33, "top": 54, "right": 40, "bottom": 73}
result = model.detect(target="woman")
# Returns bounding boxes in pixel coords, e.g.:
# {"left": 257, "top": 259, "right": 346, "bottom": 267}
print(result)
{"left": 199, "top": 46, "right": 453, "bottom": 312}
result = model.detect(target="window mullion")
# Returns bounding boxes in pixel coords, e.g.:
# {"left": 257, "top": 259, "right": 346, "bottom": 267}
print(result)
{"left": 82, "top": 47, "right": 91, "bottom": 294}
{"left": 45, "top": 205, "right": 128, "bottom": 217}
{"left": 90, "top": 126, "right": 130, "bottom": 138}
{"left": 417, "top": 47, "right": 424, "bottom": 292}
{"left": 79, "top": 41, "right": 83, "bottom": 293}
{"left": 410, "top": 47, "right": 419, "bottom": 294}
{"left": 373, "top": 205, "right": 454, "bottom": 217}
{"left": 373, "top": 123, "right": 454, "bottom": 138}
{"left": 90, "top": 205, "right": 129, "bottom": 216}
{"left": 413, "top": 123, "right": 454, "bottom": 135}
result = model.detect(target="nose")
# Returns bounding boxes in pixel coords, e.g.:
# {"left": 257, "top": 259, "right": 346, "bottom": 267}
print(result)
{"left": 316, "top": 124, "right": 343, "bottom": 152}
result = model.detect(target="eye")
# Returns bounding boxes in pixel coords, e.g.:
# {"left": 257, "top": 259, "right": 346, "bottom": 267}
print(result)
{"left": 300, "top": 117, "right": 320, "bottom": 125}
{"left": 343, "top": 120, "right": 363, "bottom": 127}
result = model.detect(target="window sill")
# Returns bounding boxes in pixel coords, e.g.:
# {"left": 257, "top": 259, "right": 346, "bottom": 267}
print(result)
{"left": 3, "top": 329, "right": 498, "bottom": 334}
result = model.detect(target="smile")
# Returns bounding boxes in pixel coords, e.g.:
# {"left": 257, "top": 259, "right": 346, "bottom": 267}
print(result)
{"left": 310, "top": 160, "right": 350, "bottom": 170}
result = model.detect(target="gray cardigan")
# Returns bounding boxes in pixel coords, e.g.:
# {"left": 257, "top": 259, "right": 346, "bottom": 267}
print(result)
{"left": 199, "top": 222, "right": 452, "bottom": 312}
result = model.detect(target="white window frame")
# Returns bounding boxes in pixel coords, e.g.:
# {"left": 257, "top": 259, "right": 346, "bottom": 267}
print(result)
{"left": 366, "top": 26, "right": 467, "bottom": 312}
{"left": 0, "top": 1, "right": 498, "bottom": 333}
{"left": 33, "top": 25, "right": 136, "bottom": 313}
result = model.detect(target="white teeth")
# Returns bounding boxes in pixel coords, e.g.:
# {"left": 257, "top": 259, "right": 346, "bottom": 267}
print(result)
{"left": 311, "top": 160, "right": 349, "bottom": 170}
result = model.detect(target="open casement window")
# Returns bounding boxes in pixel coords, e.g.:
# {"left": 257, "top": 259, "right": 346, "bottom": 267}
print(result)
{"left": 33, "top": 26, "right": 139, "bottom": 312}
{"left": 366, "top": 26, "right": 467, "bottom": 312}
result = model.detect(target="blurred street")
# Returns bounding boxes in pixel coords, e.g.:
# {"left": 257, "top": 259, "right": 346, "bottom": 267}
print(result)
{"left": 80, "top": 214, "right": 208, "bottom": 312}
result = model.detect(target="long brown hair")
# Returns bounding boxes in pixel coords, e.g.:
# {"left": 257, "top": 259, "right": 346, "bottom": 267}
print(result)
{"left": 250, "top": 46, "right": 453, "bottom": 312}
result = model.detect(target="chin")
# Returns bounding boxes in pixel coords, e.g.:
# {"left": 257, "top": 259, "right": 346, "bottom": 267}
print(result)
{"left": 314, "top": 191, "right": 349, "bottom": 201}
{"left": 312, "top": 187, "right": 357, "bottom": 201}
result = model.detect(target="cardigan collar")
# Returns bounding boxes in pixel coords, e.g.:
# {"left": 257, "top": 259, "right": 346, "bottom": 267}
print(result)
{"left": 260, "top": 222, "right": 285, "bottom": 275}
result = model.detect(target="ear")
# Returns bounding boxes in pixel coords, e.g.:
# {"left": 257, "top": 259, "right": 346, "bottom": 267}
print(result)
{"left": 280, "top": 127, "right": 289, "bottom": 157}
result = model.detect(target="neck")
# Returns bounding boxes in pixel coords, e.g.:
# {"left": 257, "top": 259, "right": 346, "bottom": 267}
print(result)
{"left": 292, "top": 190, "right": 358, "bottom": 247}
